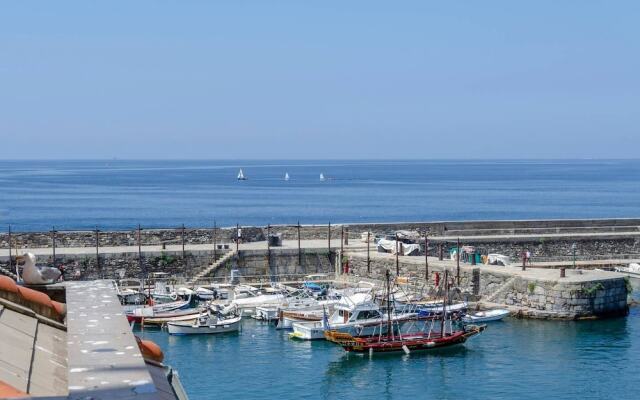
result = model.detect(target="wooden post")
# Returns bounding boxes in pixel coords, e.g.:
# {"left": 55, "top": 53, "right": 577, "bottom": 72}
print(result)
{"left": 236, "top": 223, "right": 240, "bottom": 253}
{"left": 366, "top": 231, "right": 371, "bottom": 273}
{"left": 456, "top": 237, "right": 461, "bottom": 285}
{"left": 425, "top": 233, "right": 429, "bottom": 281}
{"left": 137, "top": 224, "right": 142, "bottom": 277}
{"left": 95, "top": 226, "right": 100, "bottom": 278}
{"left": 181, "top": 224, "right": 186, "bottom": 271}
{"left": 344, "top": 226, "right": 349, "bottom": 245}
{"left": 51, "top": 226, "right": 56, "bottom": 269}
{"left": 395, "top": 233, "right": 399, "bottom": 276}
{"left": 212, "top": 219, "right": 217, "bottom": 263}
{"left": 297, "top": 221, "right": 301, "bottom": 266}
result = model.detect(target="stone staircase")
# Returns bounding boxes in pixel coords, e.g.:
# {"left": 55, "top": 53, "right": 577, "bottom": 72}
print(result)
{"left": 187, "top": 250, "right": 237, "bottom": 285}
{"left": 484, "top": 276, "right": 518, "bottom": 303}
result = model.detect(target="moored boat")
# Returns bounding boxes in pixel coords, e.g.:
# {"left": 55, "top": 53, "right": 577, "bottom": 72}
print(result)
{"left": 167, "top": 313, "right": 242, "bottom": 335}
{"left": 462, "top": 309, "right": 510, "bottom": 323}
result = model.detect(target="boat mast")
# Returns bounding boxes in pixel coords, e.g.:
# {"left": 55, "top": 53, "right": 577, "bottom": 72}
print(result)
{"left": 386, "top": 269, "right": 392, "bottom": 339}
{"left": 441, "top": 269, "right": 448, "bottom": 336}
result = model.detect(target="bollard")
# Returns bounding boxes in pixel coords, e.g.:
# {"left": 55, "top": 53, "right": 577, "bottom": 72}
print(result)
{"left": 560, "top": 268, "right": 566, "bottom": 278}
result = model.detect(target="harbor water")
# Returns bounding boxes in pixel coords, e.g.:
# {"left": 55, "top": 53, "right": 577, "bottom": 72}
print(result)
{"left": 141, "top": 283, "right": 639, "bottom": 400}
{"left": 2, "top": 159, "right": 640, "bottom": 231}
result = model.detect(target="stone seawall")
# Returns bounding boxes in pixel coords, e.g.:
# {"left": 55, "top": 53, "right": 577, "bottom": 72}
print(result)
{"left": 346, "top": 253, "right": 630, "bottom": 319}
{"left": 4, "top": 217, "right": 640, "bottom": 248}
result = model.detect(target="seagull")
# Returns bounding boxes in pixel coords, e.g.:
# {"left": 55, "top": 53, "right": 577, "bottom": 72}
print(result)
{"left": 15, "top": 252, "right": 62, "bottom": 285}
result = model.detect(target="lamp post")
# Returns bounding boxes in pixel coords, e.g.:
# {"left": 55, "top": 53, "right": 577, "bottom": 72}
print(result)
{"left": 572, "top": 243, "right": 577, "bottom": 269}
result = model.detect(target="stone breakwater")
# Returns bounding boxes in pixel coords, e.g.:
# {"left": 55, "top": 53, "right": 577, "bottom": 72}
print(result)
{"left": 3, "top": 218, "right": 640, "bottom": 262}
{"left": 346, "top": 253, "right": 630, "bottom": 319}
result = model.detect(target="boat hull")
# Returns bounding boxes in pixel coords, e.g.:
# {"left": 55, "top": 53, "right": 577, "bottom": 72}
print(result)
{"left": 167, "top": 318, "right": 241, "bottom": 335}
{"left": 331, "top": 326, "right": 486, "bottom": 353}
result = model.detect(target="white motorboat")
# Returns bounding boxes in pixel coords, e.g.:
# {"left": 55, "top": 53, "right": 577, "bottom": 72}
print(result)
{"left": 195, "top": 287, "right": 215, "bottom": 300}
{"left": 289, "top": 293, "right": 416, "bottom": 340}
{"left": 615, "top": 263, "right": 640, "bottom": 278}
{"left": 232, "top": 292, "right": 286, "bottom": 317}
{"left": 462, "top": 309, "right": 510, "bottom": 323}
{"left": 167, "top": 312, "right": 242, "bottom": 335}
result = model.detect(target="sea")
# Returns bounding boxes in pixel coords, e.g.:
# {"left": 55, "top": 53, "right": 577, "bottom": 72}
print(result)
{"left": 1, "top": 159, "right": 640, "bottom": 231}
{"left": 1, "top": 159, "right": 639, "bottom": 399}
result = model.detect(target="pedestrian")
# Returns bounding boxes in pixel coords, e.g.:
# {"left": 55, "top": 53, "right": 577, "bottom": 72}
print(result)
{"left": 526, "top": 250, "right": 531, "bottom": 265}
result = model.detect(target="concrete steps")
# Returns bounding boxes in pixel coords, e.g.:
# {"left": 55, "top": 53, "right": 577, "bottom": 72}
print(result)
{"left": 187, "top": 250, "right": 237, "bottom": 285}
{"left": 484, "top": 276, "right": 518, "bottom": 303}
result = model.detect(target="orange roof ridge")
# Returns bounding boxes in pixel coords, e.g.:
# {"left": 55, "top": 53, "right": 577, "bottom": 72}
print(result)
{"left": 0, "top": 276, "right": 66, "bottom": 322}
{"left": 0, "top": 380, "right": 29, "bottom": 399}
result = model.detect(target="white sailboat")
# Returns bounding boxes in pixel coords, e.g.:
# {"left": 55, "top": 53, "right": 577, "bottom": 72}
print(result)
{"left": 284, "top": 172, "right": 290, "bottom": 181}
{"left": 319, "top": 173, "right": 326, "bottom": 182}
{"left": 237, "top": 168, "right": 247, "bottom": 180}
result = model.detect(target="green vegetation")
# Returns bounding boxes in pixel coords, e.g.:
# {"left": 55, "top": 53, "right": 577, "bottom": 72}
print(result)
{"left": 528, "top": 282, "right": 536, "bottom": 294}
{"left": 583, "top": 282, "right": 605, "bottom": 297}
{"left": 624, "top": 277, "right": 633, "bottom": 294}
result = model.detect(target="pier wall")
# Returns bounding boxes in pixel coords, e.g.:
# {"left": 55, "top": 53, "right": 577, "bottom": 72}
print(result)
{"left": 3, "top": 218, "right": 640, "bottom": 245}
{"left": 346, "top": 253, "right": 630, "bottom": 319}
{"left": 209, "top": 249, "right": 335, "bottom": 281}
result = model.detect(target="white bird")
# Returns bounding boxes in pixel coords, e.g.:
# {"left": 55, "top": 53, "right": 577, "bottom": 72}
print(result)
{"left": 15, "top": 252, "right": 62, "bottom": 285}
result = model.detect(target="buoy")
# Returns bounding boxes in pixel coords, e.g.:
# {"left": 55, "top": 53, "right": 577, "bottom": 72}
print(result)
{"left": 402, "top": 344, "right": 410, "bottom": 355}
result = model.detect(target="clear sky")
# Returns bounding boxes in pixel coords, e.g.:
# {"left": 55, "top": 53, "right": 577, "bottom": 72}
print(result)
{"left": 1, "top": 1, "right": 639, "bottom": 159}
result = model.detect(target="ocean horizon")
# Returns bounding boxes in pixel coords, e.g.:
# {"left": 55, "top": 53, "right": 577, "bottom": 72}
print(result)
{"left": 1, "top": 159, "right": 640, "bottom": 231}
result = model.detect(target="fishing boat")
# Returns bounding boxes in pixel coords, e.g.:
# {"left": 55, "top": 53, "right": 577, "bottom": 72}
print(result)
{"left": 284, "top": 172, "right": 290, "bottom": 181}
{"left": 127, "top": 306, "right": 203, "bottom": 325}
{"left": 462, "top": 309, "right": 510, "bottom": 323}
{"left": 237, "top": 168, "right": 247, "bottom": 181}
{"left": 167, "top": 310, "right": 241, "bottom": 335}
{"left": 326, "top": 270, "right": 486, "bottom": 354}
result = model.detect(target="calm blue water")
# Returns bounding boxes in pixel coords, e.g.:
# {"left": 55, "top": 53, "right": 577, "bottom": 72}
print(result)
{"left": 2, "top": 159, "right": 639, "bottom": 398}
{"left": 141, "top": 284, "right": 639, "bottom": 400}
{"left": 1, "top": 159, "right": 640, "bottom": 231}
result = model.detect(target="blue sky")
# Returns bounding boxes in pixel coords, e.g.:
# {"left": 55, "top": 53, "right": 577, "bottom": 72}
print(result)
{"left": 1, "top": 1, "right": 639, "bottom": 159}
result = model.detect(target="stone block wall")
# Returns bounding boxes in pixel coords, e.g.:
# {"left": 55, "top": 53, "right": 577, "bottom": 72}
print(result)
{"left": 345, "top": 253, "right": 629, "bottom": 319}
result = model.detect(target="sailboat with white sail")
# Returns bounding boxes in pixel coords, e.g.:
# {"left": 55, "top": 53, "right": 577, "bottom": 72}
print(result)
{"left": 237, "top": 168, "right": 247, "bottom": 181}
{"left": 319, "top": 173, "right": 326, "bottom": 182}
{"left": 284, "top": 172, "right": 290, "bottom": 181}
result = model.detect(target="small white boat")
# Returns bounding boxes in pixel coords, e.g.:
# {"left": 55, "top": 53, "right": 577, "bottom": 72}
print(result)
{"left": 254, "top": 306, "right": 279, "bottom": 321}
{"left": 462, "top": 309, "right": 510, "bottom": 323}
{"left": 319, "top": 173, "right": 325, "bottom": 182}
{"left": 195, "top": 287, "right": 215, "bottom": 300}
{"left": 167, "top": 313, "right": 242, "bottom": 335}
{"left": 615, "top": 263, "right": 640, "bottom": 278}
{"left": 237, "top": 168, "right": 247, "bottom": 180}
{"left": 284, "top": 172, "right": 290, "bottom": 181}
